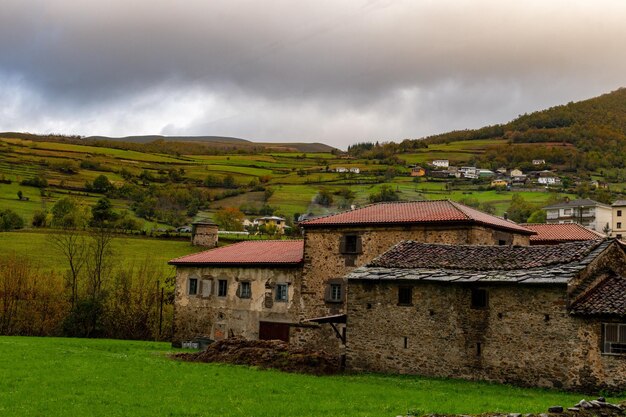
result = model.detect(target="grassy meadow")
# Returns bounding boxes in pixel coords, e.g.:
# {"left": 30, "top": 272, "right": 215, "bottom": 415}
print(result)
{"left": 1, "top": 336, "right": 621, "bottom": 417}
{"left": 0, "top": 230, "right": 197, "bottom": 273}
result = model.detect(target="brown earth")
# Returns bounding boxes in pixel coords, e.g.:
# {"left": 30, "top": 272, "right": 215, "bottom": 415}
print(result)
{"left": 172, "top": 337, "right": 341, "bottom": 375}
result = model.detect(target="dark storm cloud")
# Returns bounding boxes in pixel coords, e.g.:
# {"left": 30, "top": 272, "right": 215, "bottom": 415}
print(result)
{"left": 1, "top": 0, "right": 626, "bottom": 147}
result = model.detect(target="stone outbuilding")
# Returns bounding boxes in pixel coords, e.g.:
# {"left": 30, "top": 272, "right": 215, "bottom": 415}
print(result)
{"left": 346, "top": 239, "right": 626, "bottom": 391}
{"left": 169, "top": 240, "right": 304, "bottom": 346}
{"left": 191, "top": 221, "right": 218, "bottom": 247}
{"left": 295, "top": 200, "right": 535, "bottom": 351}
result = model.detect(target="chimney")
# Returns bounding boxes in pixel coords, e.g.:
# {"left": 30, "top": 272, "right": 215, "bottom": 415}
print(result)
{"left": 503, "top": 212, "right": 508, "bottom": 220}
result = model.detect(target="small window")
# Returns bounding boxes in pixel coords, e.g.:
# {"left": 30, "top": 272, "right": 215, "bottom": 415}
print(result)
{"left": 340, "top": 234, "right": 362, "bottom": 254}
{"left": 238, "top": 281, "right": 251, "bottom": 299}
{"left": 617, "top": 234, "right": 623, "bottom": 239}
{"left": 188, "top": 278, "right": 198, "bottom": 295}
{"left": 563, "top": 209, "right": 572, "bottom": 215}
{"left": 498, "top": 240, "right": 506, "bottom": 246}
{"left": 603, "top": 323, "right": 626, "bottom": 354}
{"left": 618, "top": 210, "right": 622, "bottom": 217}
{"left": 217, "top": 279, "right": 228, "bottom": 297}
{"left": 471, "top": 288, "right": 488, "bottom": 309}
{"left": 398, "top": 287, "right": 412, "bottom": 306}
{"left": 329, "top": 283, "right": 342, "bottom": 302}
{"left": 275, "top": 283, "right": 288, "bottom": 302}
{"left": 618, "top": 222, "right": 622, "bottom": 229}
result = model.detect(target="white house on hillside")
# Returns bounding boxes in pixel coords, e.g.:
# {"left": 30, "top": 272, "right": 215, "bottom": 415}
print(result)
{"left": 431, "top": 159, "right": 449, "bottom": 168}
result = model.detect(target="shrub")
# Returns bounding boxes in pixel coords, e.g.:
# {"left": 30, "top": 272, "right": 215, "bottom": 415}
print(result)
{"left": 0, "top": 209, "right": 25, "bottom": 231}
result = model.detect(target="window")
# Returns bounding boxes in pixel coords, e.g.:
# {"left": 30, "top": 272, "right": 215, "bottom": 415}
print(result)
{"left": 563, "top": 208, "right": 572, "bottom": 216}
{"left": 498, "top": 240, "right": 506, "bottom": 246}
{"left": 217, "top": 279, "right": 228, "bottom": 297}
{"left": 618, "top": 222, "right": 622, "bottom": 229}
{"left": 398, "top": 287, "right": 413, "bottom": 306}
{"left": 603, "top": 323, "right": 626, "bottom": 354}
{"left": 275, "top": 283, "right": 288, "bottom": 302}
{"left": 340, "top": 234, "right": 362, "bottom": 254}
{"left": 188, "top": 278, "right": 198, "bottom": 295}
{"left": 471, "top": 288, "right": 488, "bottom": 309}
{"left": 617, "top": 234, "right": 623, "bottom": 239}
{"left": 618, "top": 210, "right": 622, "bottom": 217}
{"left": 238, "top": 281, "right": 251, "bottom": 299}
{"left": 329, "top": 283, "right": 342, "bottom": 302}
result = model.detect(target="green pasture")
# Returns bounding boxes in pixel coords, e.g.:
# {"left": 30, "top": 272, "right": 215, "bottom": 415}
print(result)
{"left": 0, "top": 336, "right": 620, "bottom": 417}
{"left": 0, "top": 230, "right": 197, "bottom": 273}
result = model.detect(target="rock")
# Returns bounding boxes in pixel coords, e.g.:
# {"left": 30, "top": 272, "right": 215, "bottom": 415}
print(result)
{"left": 548, "top": 406, "right": 564, "bottom": 413}
{"left": 508, "top": 413, "right": 522, "bottom": 417}
{"left": 567, "top": 408, "right": 580, "bottom": 412}
{"left": 578, "top": 400, "right": 593, "bottom": 409}
{"left": 597, "top": 397, "right": 606, "bottom": 403}
{"left": 590, "top": 401, "right": 603, "bottom": 408}
{"left": 540, "top": 413, "right": 550, "bottom": 417}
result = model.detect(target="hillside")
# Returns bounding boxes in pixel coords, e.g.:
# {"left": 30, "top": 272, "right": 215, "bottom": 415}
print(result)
{"left": 417, "top": 88, "right": 626, "bottom": 172}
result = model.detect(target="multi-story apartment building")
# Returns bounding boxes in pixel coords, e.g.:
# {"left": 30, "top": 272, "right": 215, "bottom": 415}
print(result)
{"left": 543, "top": 198, "right": 612, "bottom": 233}
{"left": 611, "top": 200, "right": 626, "bottom": 239}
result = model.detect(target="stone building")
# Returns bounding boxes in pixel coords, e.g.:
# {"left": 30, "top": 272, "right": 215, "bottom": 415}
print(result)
{"left": 346, "top": 239, "right": 626, "bottom": 391}
{"left": 169, "top": 240, "right": 304, "bottom": 345}
{"left": 191, "top": 221, "right": 218, "bottom": 247}
{"left": 295, "top": 200, "right": 535, "bottom": 350}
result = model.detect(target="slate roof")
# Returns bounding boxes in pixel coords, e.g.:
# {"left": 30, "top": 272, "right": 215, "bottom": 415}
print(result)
{"left": 169, "top": 240, "right": 304, "bottom": 266}
{"left": 543, "top": 198, "right": 610, "bottom": 209}
{"left": 347, "top": 239, "right": 612, "bottom": 285}
{"left": 522, "top": 223, "right": 605, "bottom": 243}
{"left": 299, "top": 200, "right": 534, "bottom": 234}
{"left": 612, "top": 200, "right": 626, "bottom": 207}
{"left": 570, "top": 274, "right": 626, "bottom": 316}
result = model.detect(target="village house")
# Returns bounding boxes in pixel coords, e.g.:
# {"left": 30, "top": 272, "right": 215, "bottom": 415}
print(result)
{"left": 191, "top": 221, "right": 219, "bottom": 247}
{"left": 537, "top": 171, "right": 561, "bottom": 185}
{"left": 522, "top": 223, "right": 604, "bottom": 245}
{"left": 346, "top": 239, "right": 626, "bottom": 391}
{"left": 410, "top": 166, "right": 426, "bottom": 177}
{"left": 510, "top": 168, "right": 523, "bottom": 177}
{"left": 544, "top": 198, "right": 612, "bottom": 233}
{"left": 431, "top": 159, "right": 449, "bottom": 168}
{"left": 294, "top": 200, "right": 535, "bottom": 351}
{"left": 532, "top": 159, "right": 546, "bottom": 165}
{"left": 254, "top": 216, "right": 288, "bottom": 233}
{"left": 490, "top": 179, "right": 508, "bottom": 188}
{"left": 611, "top": 200, "right": 626, "bottom": 240}
{"left": 169, "top": 240, "right": 304, "bottom": 345}
{"left": 335, "top": 167, "right": 348, "bottom": 173}
{"left": 349, "top": 167, "right": 360, "bottom": 174}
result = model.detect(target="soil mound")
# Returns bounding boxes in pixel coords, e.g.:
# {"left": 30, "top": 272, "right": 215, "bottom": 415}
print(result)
{"left": 173, "top": 338, "right": 341, "bottom": 375}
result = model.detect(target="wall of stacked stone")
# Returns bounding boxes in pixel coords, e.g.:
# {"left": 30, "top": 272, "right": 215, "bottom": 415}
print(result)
{"left": 301, "top": 225, "right": 530, "bottom": 319}
{"left": 172, "top": 265, "right": 301, "bottom": 345}
{"left": 346, "top": 280, "right": 626, "bottom": 391}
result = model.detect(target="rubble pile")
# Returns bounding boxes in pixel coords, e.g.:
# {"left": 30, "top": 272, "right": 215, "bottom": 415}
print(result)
{"left": 173, "top": 337, "right": 340, "bottom": 375}
{"left": 398, "top": 398, "right": 625, "bottom": 417}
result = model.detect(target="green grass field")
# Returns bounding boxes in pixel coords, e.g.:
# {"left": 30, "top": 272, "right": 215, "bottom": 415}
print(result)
{"left": 0, "top": 230, "right": 197, "bottom": 272}
{"left": 0, "top": 336, "right": 620, "bottom": 417}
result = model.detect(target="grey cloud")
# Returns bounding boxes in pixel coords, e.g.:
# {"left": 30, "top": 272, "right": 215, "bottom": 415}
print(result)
{"left": 1, "top": 0, "right": 626, "bottom": 147}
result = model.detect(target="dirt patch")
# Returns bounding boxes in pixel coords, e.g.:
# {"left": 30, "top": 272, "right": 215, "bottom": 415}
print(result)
{"left": 172, "top": 337, "right": 341, "bottom": 375}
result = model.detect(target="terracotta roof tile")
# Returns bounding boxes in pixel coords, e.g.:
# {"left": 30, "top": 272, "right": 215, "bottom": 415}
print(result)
{"left": 570, "top": 274, "right": 626, "bottom": 316}
{"left": 300, "top": 200, "right": 533, "bottom": 234}
{"left": 368, "top": 239, "right": 605, "bottom": 271}
{"left": 169, "top": 240, "right": 304, "bottom": 266}
{"left": 523, "top": 223, "right": 605, "bottom": 243}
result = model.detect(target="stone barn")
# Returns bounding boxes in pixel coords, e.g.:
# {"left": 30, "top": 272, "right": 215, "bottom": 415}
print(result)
{"left": 295, "top": 200, "right": 535, "bottom": 351}
{"left": 346, "top": 239, "right": 626, "bottom": 391}
{"left": 191, "top": 221, "right": 218, "bottom": 247}
{"left": 169, "top": 240, "right": 304, "bottom": 346}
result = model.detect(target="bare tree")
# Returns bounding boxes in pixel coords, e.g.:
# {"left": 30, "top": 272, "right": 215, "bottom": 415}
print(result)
{"left": 48, "top": 229, "right": 86, "bottom": 308}
{"left": 85, "top": 225, "right": 116, "bottom": 303}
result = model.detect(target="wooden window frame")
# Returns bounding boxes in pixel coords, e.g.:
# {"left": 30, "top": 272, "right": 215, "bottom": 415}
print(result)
{"left": 324, "top": 279, "right": 344, "bottom": 304}
{"left": 217, "top": 279, "right": 228, "bottom": 297}
{"left": 602, "top": 323, "right": 626, "bottom": 355}
{"left": 188, "top": 278, "right": 198, "bottom": 296}
{"left": 275, "top": 283, "right": 288, "bottom": 302}
{"left": 238, "top": 281, "right": 252, "bottom": 299}
{"left": 339, "top": 234, "right": 362, "bottom": 255}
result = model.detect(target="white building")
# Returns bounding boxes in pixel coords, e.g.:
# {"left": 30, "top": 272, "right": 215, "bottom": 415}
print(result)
{"left": 543, "top": 199, "right": 612, "bottom": 233}
{"left": 349, "top": 167, "right": 360, "bottom": 174}
{"left": 431, "top": 159, "right": 449, "bottom": 168}
{"left": 335, "top": 167, "right": 348, "bottom": 173}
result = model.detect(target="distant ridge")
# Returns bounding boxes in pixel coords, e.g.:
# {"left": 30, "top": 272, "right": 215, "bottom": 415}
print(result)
{"left": 0, "top": 132, "right": 337, "bottom": 153}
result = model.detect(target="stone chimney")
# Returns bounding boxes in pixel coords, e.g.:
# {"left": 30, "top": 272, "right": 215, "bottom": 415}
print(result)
{"left": 191, "top": 221, "right": 218, "bottom": 247}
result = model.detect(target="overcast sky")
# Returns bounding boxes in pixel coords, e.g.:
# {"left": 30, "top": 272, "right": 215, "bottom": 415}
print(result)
{"left": 1, "top": 0, "right": 625, "bottom": 149}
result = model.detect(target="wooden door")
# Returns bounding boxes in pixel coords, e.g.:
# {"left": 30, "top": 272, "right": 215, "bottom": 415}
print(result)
{"left": 259, "top": 321, "right": 290, "bottom": 343}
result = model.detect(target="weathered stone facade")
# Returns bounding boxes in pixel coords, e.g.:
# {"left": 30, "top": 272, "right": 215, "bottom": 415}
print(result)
{"left": 191, "top": 222, "right": 218, "bottom": 247}
{"left": 172, "top": 265, "right": 301, "bottom": 345}
{"left": 296, "top": 224, "right": 530, "bottom": 352}
{"left": 345, "top": 241, "right": 626, "bottom": 391}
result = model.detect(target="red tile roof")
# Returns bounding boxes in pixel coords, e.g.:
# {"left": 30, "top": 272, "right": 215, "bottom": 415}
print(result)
{"left": 300, "top": 200, "right": 534, "bottom": 234}
{"left": 522, "top": 223, "right": 604, "bottom": 243}
{"left": 169, "top": 240, "right": 304, "bottom": 266}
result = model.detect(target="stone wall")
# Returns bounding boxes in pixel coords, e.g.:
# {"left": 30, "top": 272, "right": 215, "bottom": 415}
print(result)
{"left": 192, "top": 223, "right": 218, "bottom": 247}
{"left": 346, "top": 280, "right": 626, "bottom": 391}
{"left": 301, "top": 224, "right": 530, "bottom": 319}
{"left": 172, "top": 265, "right": 301, "bottom": 345}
